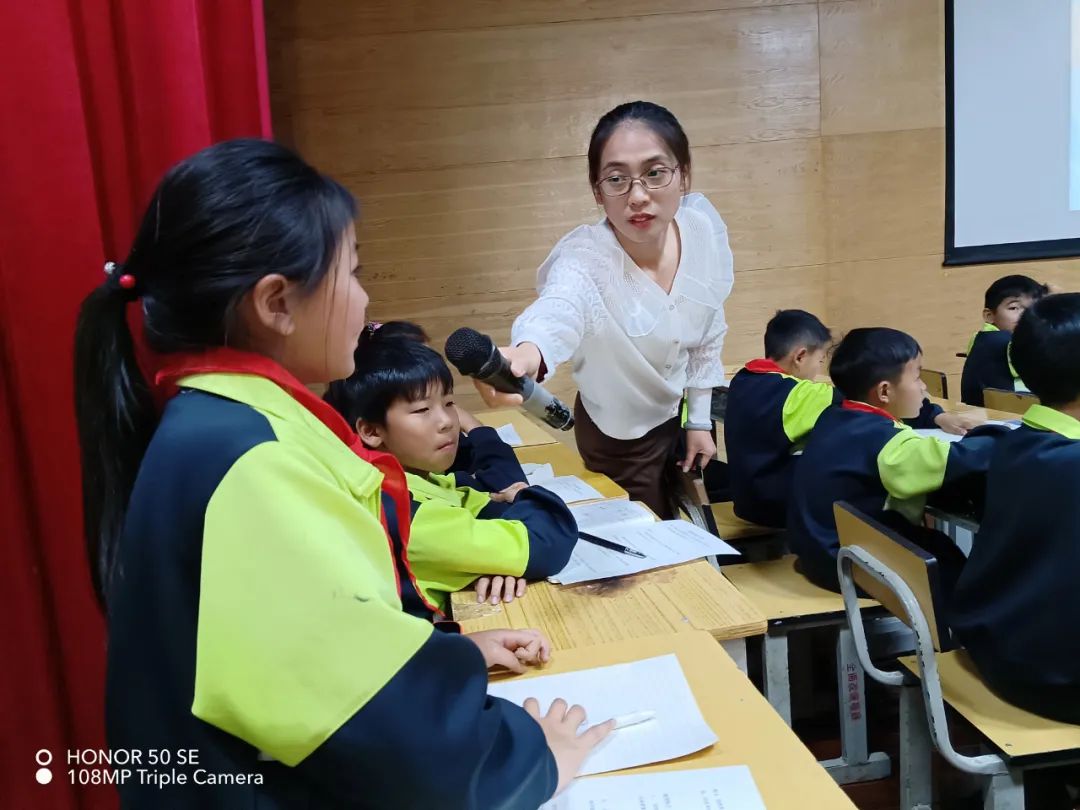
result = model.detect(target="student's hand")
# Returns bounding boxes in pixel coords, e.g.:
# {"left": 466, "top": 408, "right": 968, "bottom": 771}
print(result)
{"left": 466, "top": 628, "right": 550, "bottom": 673}
{"left": 473, "top": 343, "right": 543, "bottom": 407}
{"left": 476, "top": 574, "right": 528, "bottom": 604}
{"left": 935, "top": 411, "right": 985, "bottom": 436}
{"left": 489, "top": 482, "right": 528, "bottom": 503}
{"left": 455, "top": 406, "right": 483, "bottom": 433}
{"left": 523, "top": 698, "right": 615, "bottom": 796}
{"left": 680, "top": 429, "right": 716, "bottom": 473}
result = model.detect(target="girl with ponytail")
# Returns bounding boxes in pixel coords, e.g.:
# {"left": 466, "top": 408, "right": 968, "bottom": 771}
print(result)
{"left": 73, "top": 139, "right": 608, "bottom": 808}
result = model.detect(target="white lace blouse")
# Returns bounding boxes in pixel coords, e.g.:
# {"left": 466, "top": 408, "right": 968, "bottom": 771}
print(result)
{"left": 511, "top": 193, "right": 734, "bottom": 440}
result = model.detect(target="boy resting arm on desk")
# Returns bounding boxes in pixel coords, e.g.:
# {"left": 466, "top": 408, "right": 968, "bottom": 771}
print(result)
{"left": 326, "top": 322, "right": 578, "bottom": 618}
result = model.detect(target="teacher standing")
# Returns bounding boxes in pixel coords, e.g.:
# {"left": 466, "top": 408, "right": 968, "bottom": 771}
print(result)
{"left": 478, "top": 101, "right": 734, "bottom": 517}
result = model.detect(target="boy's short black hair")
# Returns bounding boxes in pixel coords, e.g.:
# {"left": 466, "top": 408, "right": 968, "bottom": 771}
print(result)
{"left": 829, "top": 327, "right": 922, "bottom": 402}
{"left": 984, "top": 275, "right": 1049, "bottom": 311}
{"left": 324, "top": 321, "right": 453, "bottom": 427}
{"left": 764, "top": 309, "right": 832, "bottom": 360}
{"left": 1010, "top": 293, "right": 1080, "bottom": 407}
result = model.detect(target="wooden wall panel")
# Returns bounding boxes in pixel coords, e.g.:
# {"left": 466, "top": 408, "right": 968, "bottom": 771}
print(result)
{"left": 723, "top": 264, "right": 829, "bottom": 364}
{"left": 267, "top": 0, "right": 1080, "bottom": 418}
{"left": 267, "top": 0, "right": 809, "bottom": 38}
{"left": 826, "top": 256, "right": 1080, "bottom": 375}
{"left": 819, "top": 0, "right": 945, "bottom": 136}
{"left": 823, "top": 128, "right": 943, "bottom": 263}
{"left": 272, "top": 5, "right": 820, "bottom": 172}
{"left": 352, "top": 137, "right": 824, "bottom": 301}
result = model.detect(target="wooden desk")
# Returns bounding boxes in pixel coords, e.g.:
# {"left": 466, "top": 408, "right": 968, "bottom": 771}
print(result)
{"left": 928, "top": 396, "right": 1020, "bottom": 422}
{"left": 515, "top": 442, "right": 628, "bottom": 501}
{"left": 497, "top": 632, "right": 856, "bottom": 809}
{"left": 452, "top": 559, "right": 766, "bottom": 670}
{"left": 475, "top": 408, "right": 560, "bottom": 447}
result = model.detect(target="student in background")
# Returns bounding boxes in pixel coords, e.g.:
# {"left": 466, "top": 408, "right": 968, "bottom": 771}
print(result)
{"left": 725, "top": 311, "right": 981, "bottom": 528}
{"left": 951, "top": 294, "right": 1080, "bottom": 724}
{"left": 960, "top": 274, "right": 1049, "bottom": 405}
{"left": 326, "top": 322, "right": 578, "bottom": 616}
{"left": 788, "top": 328, "right": 1001, "bottom": 592}
{"left": 724, "top": 310, "right": 836, "bottom": 527}
{"left": 73, "top": 140, "right": 607, "bottom": 808}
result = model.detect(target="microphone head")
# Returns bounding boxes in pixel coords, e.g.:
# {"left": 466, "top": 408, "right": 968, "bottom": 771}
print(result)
{"left": 444, "top": 328, "right": 495, "bottom": 375}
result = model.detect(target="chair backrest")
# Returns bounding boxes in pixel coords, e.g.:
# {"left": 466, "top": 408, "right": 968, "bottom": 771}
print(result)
{"left": 919, "top": 368, "right": 949, "bottom": 399}
{"left": 982, "top": 388, "right": 1038, "bottom": 415}
{"left": 834, "top": 502, "right": 954, "bottom": 652}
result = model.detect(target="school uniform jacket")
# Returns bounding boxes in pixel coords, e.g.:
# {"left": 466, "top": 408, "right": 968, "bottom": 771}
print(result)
{"left": 449, "top": 425, "right": 529, "bottom": 493}
{"left": 950, "top": 405, "right": 1080, "bottom": 696}
{"left": 403, "top": 463, "right": 578, "bottom": 617}
{"left": 724, "top": 360, "right": 945, "bottom": 528}
{"left": 107, "top": 372, "right": 556, "bottom": 809}
{"left": 961, "top": 324, "right": 1025, "bottom": 405}
{"left": 724, "top": 359, "right": 838, "bottom": 527}
{"left": 787, "top": 401, "right": 998, "bottom": 590}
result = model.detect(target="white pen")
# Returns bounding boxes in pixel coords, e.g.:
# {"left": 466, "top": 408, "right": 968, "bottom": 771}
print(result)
{"left": 610, "top": 710, "right": 656, "bottom": 729}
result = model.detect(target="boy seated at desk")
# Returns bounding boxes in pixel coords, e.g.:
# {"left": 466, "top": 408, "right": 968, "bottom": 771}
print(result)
{"left": 961, "top": 274, "right": 1050, "bottom": 406}
{"left": 356, "top": 320, "right": 530, "bottom": 499}
{"left": 725, "top": 310, "right": 979, "bottom": 528}
{"left": 724, "top": 309, "right": 836, "bottom": 527}
{"left": 951, "top": 294, "right": 1080, "bottom": 724}
{"left": 325, "top": 322, "right": 577, "bottom": 618}
{"left": 788, "top": 327, "right": 1002, "bottom": 592}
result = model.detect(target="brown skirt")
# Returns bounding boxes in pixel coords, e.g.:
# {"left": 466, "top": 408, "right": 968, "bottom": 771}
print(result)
{"left": 573, "top": 396, "right": 682, "bottom": 519}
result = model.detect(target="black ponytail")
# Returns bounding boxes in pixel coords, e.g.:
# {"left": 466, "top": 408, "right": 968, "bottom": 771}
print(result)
{"left": 74, "top": 139, "right": 356, "bottom": 607}
{"left": 74, "top": 279, "right": 156, "bottom": 608}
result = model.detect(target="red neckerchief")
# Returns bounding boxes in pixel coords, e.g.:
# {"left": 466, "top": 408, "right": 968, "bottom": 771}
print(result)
{"left": 744, "top": 358, "right": 787, "bottom": 375}
{"left": 841, "top": 399, "right": 901, "bottom": 424}
{"left": 153, "top": 348, "right": 412, "bottom": 597}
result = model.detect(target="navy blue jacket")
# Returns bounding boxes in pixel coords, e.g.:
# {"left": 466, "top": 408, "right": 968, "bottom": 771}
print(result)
{"left": 951, "top": 405, "right": 1080, "bottom": 702}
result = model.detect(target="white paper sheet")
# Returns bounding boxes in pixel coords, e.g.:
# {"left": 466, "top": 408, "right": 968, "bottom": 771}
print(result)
{"left": 521, "top": 462, "right": 556, "bottom": 484}
{"left": 488, "top": 654, "right": 717, "bottom": 776}
{"left": 495, "top": 423, "right": 524, "bottom": 446}
{"left": 540, "top": 765, "right": 767, "bottom": 810}
{"left": 914, "top": 428, "right": 964, "bottom": 443}
{"left": 916, "top": 421, "right": 1021, "bottom": 444}
{"left": 568, "top": 500, "right": 655, "bottom": 534}
{"left": 536, "top": 476, "right": 605, "bottom": 504}
{"left": 551, "top": 520, "right": 740, "bottom": 585}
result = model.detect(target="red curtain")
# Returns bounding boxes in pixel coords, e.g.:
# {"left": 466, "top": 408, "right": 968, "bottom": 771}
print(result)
{"left": 0, "top": 2, "right": 271, "bottom": 807}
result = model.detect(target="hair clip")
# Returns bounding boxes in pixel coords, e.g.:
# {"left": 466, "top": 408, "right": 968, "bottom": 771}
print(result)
{"left": 104, "top": 261, "right": 117, "bottom": 276}
{"left": 366, "top": 321, "right": 383, "bottom": 334}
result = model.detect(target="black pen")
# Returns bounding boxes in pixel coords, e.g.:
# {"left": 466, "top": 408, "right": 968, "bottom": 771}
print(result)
{"left": 578, "top": 531, "right": 647, "bottom": 559}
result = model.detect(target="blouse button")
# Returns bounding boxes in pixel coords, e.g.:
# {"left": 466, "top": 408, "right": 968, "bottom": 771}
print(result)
{"left": 668, "top": 304, "right": 675, "bottom": 311}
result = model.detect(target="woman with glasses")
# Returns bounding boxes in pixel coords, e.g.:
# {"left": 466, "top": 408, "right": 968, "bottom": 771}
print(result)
{"left": 476, "top": 101, "right": 733, "bottom": 517}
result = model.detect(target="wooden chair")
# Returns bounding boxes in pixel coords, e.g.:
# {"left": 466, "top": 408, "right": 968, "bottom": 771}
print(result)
{"left": 919, "top": 368, "right": 949, "bottom": 399}
{"left": 835, "top": 502, "right": 1080, "bottom": 810}
{"left": 982, "top": 388, "right": 1038, "bottom": 415}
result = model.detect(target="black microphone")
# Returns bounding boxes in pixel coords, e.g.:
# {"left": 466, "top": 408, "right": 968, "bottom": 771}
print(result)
{"left": 444, "top": 328, "right": 574, "bottom": 431}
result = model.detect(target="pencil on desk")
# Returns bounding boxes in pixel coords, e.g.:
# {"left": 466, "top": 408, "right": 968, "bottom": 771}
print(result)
{"left": 578, "top": 531, "right": 646, "bottom": 558}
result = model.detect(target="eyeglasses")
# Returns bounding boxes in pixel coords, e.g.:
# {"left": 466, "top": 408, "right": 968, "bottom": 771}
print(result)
{"left": 596, "top": 166, "right": 678, "bottom": 197}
